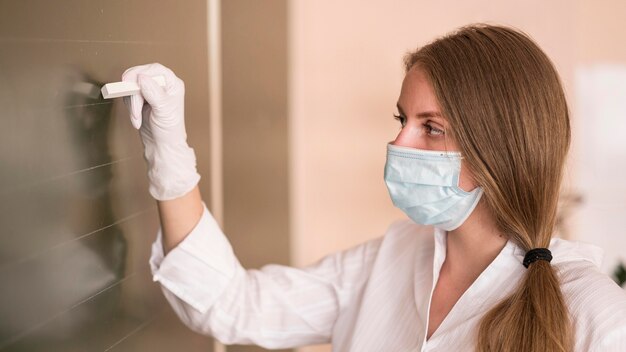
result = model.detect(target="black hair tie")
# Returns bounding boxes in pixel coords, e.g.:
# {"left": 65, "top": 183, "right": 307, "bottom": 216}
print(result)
{"left": 523, "top": 248, "right": 553, "bottom": 268}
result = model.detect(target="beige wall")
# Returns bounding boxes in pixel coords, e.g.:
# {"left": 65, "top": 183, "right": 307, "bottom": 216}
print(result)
{"left": 570, "top": 0, "right": 626, "bottom": 274}
{"left": 221, "top": 1, "right": 291, "bottom": 352}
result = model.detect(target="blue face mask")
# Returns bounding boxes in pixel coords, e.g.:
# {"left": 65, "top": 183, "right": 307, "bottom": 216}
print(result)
{"left": 384, "top": 143, "right": 483, "bottom": 231}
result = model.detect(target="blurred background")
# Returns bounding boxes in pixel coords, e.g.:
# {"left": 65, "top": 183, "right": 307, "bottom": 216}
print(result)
{"left": 0, "top": 1, "right": 624, "bottom": 352}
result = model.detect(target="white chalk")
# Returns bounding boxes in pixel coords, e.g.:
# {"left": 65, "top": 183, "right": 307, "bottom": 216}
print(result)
{"left": 101, "top": 75, "right": 166, "bottom": 99}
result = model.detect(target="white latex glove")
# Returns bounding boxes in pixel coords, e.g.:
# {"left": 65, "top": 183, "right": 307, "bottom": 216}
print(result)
{"left": 121, "top": 63, "right": 200, "bottom": 200}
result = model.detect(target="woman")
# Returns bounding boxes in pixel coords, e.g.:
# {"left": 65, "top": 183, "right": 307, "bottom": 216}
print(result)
{"left": 122, "top": 23, "right": 626, "bottom": 351}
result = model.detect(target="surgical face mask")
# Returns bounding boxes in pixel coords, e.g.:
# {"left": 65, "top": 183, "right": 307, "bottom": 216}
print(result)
{"left": 384, "top": 143, "right": 483, "bottom": 231}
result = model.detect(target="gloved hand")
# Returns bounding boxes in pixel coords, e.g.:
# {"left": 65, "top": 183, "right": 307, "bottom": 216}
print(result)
{"left": 121, "top": 63, "right": 201, "bottom": 201}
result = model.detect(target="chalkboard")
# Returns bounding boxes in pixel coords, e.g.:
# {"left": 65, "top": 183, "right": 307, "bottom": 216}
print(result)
{"left": 0, "top": 1, "right": 213, "bottom": 350}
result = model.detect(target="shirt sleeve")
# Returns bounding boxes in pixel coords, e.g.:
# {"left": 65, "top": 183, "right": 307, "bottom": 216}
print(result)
{"left": 149, "top": 201, "right": 383, "bottom": 349}
{"left": 596, "top": 325, "right": 626, "bottom": 352}
{"left": 588, "top": 282, "right": 626, "bottom": 352}
{"left": 560, "top": 260, "right": 626, "bottom": 352}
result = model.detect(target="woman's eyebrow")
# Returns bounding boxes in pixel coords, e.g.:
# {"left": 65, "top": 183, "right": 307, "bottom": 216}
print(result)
{"left": 396, "top": 103, "right": 443, "bottom": 119}
{"left": 417, "top": 111, "right": 442, "bottom": 118}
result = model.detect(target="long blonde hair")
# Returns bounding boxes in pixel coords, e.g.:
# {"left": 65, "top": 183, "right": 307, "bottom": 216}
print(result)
{"left": 404, "top": 24, "right": 573, "bottom": 351}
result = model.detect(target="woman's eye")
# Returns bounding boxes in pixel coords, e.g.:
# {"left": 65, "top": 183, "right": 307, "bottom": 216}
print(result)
{"left": 393, "top": 114, "right": 406, "bottom": 128}
{"left": 424, "top": 123, "right": 445, "bottom": 136}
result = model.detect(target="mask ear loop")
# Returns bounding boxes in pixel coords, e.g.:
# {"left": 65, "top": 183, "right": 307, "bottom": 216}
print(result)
{"left": 445, "top": 121, "right": 482, "bottom": 195}
{"left": 442, "top": 123, "right": 455, "bottom": 160}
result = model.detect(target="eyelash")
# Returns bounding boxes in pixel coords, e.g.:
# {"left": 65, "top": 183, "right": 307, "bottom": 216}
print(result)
{"left": 393, "top": 114, "right": 445, "bottom": 136}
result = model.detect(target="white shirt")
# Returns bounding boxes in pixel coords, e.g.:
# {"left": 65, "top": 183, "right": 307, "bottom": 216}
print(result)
{"left": 149, "top": 202, "right": 626, "bottom": 351}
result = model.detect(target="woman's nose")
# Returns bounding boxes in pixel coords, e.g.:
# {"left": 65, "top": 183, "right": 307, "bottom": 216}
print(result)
{"left": 392, "top": 125, "right": 426, "bottom": 149}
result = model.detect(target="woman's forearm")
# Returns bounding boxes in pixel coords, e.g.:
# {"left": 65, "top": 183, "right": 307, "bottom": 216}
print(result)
{"left": 157, "top": 185, "right": 204, "bottom": 255}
